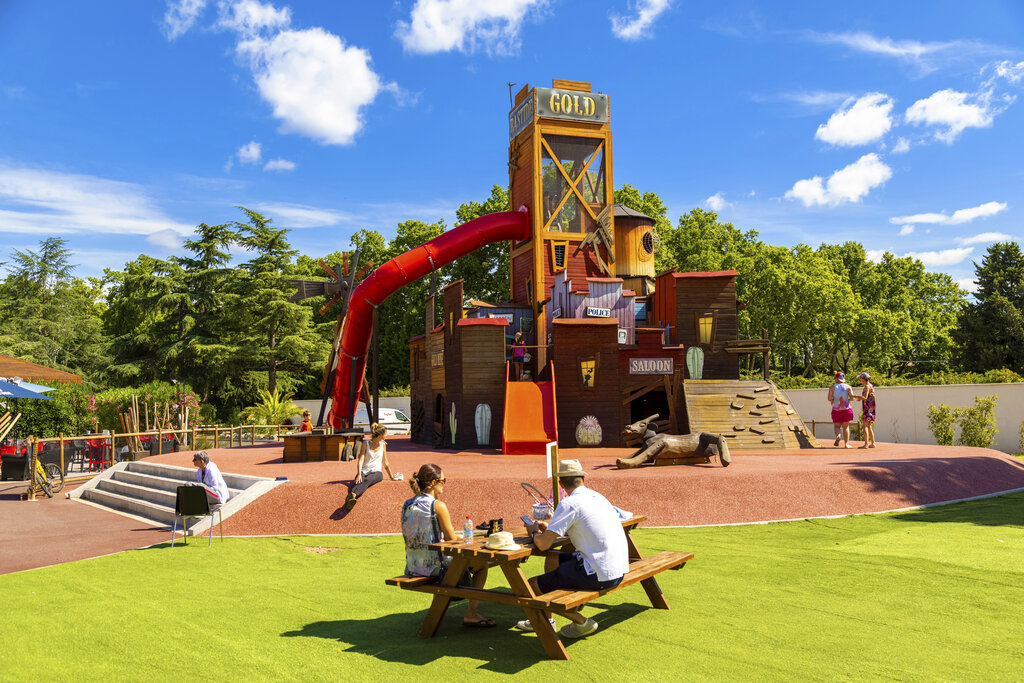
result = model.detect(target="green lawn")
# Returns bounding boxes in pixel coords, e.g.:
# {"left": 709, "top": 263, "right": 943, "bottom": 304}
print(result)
{"left": 3, "top": 493, "right": 1023, "bottom": 681}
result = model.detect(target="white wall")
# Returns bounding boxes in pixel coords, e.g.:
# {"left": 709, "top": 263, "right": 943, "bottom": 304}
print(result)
{"left": 785, "top": 383, "right": 1024, "bottom": 455}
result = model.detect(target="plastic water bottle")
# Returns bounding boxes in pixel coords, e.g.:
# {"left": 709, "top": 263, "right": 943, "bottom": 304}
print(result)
{"left": 463, "top": 516, "right": 474, "bottom": 543}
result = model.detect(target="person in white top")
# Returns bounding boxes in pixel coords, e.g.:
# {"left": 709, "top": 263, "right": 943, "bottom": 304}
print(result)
{"left": 345, "top": 423, "right": 398, "bottom": 511}
{"left": 520, "top": 459, "right": 629, "bottom": 639}
{"left": 192, "top": 451, "right": 230, "bottom": 507}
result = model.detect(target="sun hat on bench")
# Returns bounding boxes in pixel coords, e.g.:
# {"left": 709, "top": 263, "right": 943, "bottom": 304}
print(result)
{"left": 483, "top": 531, "right": 521, "bottom": 551}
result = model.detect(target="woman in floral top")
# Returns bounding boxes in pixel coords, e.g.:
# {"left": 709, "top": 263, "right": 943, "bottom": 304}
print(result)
{"left": 856, "top": 372, "right": 876, "bottom": 448}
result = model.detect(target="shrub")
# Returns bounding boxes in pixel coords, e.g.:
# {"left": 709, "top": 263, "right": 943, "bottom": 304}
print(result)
{"left": 927, "top": 404, "right": 957, "bottom": 446}
{"left": 243, "top": 389, "right": 301, "bottom": 433}
{"left": 927, "top": 395, "right": 999, "bottom": 449}
{"left": 956, "top": 395, "right": 998, "bottom": 449}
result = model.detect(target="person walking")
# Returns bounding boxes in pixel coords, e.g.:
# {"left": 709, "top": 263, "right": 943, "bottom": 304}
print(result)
{"left": 855, "top": 372, "right": 876, "bottom": 448}
{"left": 828, "top": 371, "right": 855, "bottom": 448}
{"left": 345, "top": 423, "right": 398, "bottom": 511}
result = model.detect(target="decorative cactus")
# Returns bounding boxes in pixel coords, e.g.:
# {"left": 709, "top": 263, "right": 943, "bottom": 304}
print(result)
{"left": 575, "top": 415, "right": 602, "bottom": 446}
{"left": 450, "top": 402, "right": 457, "bottom": 445}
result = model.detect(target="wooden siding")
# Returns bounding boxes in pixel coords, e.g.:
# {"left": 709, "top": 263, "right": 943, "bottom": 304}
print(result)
{"left": 408, "top": 337, "right": 429, "bottom": 444}
{"left": 457, "top": 325, "right": 508, "bottom": 449}
{"left": 512, "top": 250, "right": 534, "bottom": 305}
{"left": 675, "top": 276, "right": 739, "bottom": 380}
{"left": 552, "top": 319, "right": 621, "bottom": 448}
{"left": 650, "top": 271, "right": 677, "bottom": 341}
{"left": 613, "top": 216, "right": 655, "bottom": 280}
{"left": 682, "top": 380, "right": 818, "bottom": 449}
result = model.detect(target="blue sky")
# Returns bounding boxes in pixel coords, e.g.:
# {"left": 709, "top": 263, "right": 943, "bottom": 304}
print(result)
{"left": 1, "top": 1, "right": 1022, "bottom": 292}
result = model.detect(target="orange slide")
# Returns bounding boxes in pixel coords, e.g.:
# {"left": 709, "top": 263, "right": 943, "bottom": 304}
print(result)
{"left": 502, "top": 361, "right": 558, "bottom": 455}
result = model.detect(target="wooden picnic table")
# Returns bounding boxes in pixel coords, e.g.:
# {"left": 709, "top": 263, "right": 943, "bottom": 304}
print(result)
{"left": 386, "top": 515, "right": 693, "bottom": 660}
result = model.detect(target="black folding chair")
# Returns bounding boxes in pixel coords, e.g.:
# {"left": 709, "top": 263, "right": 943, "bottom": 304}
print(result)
{"left": 170, "top": 485, "right": 223, "bottom": 547}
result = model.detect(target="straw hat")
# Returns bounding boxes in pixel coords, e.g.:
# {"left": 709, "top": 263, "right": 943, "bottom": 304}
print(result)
{"left": 483, "top": 531, "right": 521, "bottom": 551}
{"left": 555, "top": 459, "right": 586, "bottom": 478}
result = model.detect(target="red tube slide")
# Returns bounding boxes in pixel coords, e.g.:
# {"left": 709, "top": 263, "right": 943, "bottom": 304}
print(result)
{"left": 328, "top": 209, "right": 530, "bottom": 429}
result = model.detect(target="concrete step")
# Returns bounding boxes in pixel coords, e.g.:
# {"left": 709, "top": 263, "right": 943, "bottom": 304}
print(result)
{"left": 81, "top": 486, "right": 175, "bottom": 525}
{"left": 113, "top": 469, "right": 243, "bottom": 498}
{"left": 71, "top": 460, "right": 284, "bottom": 536}
{"left": 97, "top": 478, "right": 177, "bottom": 508}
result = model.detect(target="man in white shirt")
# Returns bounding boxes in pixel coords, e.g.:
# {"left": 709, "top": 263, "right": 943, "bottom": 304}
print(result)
{"left": 192, "top": 451, "right": 230, "bottom": 508}
{"left": 520, "top": 459, "right": 629, "bottom": 639}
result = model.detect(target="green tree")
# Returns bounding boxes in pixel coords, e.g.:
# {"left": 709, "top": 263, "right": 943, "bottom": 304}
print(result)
{"left": 0, "top": 238, "right": 110, "bottom": 382}
{"left": 956, "top": 242, "right": 1024, "bottom": 373}
{"left": 231, "top": 207, "right": 329, "bottom": 397}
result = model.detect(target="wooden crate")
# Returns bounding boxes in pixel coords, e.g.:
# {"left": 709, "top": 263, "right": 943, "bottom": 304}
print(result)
{"left": 282, "top": 432, "right": 365, "bottom": 462}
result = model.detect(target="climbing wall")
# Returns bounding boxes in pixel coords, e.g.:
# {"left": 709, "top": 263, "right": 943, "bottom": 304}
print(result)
{"left": 683, "top": 380, "right": 819, "bottom": 450}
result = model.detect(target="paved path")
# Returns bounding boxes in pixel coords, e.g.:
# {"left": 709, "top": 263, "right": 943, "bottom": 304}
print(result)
{"left": 3, "top": 439, "right": 1023, "bottom": 574}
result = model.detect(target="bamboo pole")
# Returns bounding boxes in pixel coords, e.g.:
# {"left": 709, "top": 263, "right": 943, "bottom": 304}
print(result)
{"left": 26, "top": 438, "right": 37, "bottom": 501}
{"left": 59, "top": 433, "right": 65, "bottom": 476}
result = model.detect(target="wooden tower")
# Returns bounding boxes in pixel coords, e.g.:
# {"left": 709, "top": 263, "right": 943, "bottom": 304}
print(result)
{"left": 507, "top": 79, "right": 616, "bottom": 369}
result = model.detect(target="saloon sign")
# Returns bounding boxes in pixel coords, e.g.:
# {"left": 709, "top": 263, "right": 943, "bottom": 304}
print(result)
{"left": 629, "top": 358, "right": 674, "bottom": 375}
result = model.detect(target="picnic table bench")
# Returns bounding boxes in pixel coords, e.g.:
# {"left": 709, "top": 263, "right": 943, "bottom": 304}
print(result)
{"left": 386, "top": 515, "right": 693, "bottom": 660}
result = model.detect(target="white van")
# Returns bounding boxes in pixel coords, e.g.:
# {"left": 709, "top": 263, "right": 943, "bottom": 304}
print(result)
{"left": 352, "top": 406, "right": 411, "bottom": 435}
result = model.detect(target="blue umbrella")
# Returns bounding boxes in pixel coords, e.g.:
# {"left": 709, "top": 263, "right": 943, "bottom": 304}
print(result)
{"left": 15, "top": 380, "right": 55, "bottom": 394}
{"left": 0, "top": 380, "right": 54, "bottom": 400}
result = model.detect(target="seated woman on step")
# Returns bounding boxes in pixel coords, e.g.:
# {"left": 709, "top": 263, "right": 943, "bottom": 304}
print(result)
{"left": 345, "top": 423, "right": 398, "bottom": 511}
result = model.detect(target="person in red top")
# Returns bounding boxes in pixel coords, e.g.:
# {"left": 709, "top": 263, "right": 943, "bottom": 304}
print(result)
{"left": 300, "top": 410, "right": 313, "bottom": 432}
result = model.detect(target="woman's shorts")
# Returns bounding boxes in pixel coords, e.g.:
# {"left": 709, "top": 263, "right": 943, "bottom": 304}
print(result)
{"left": 831, "top": 407, "right": 855, "bottom": 423}
{"left": 536, "top": 553, "right": 623, "bottom": 594}
{"left": 513, "top": 356, "right": 525, "bottom": 364}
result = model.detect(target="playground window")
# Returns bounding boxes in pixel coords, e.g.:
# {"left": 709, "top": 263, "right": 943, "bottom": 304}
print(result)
{"left": 540, "top": 133, "right": 607, "bottom": 233}
{"left": 696, "top": 311, "right": 717, "bottom": 346}
{"left": 550, "top": 240, "right": 568, "bottom": 272}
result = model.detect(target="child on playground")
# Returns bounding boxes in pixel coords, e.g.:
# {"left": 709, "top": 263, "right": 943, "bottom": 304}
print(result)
{"left": 300, "top": 410, "right": 313, "bottom": 432}
{"left": 855, "top": 372, "right": 876, "bottom": 448}
{"left": 345, "top": 423, "right": 398, "bottom": 511}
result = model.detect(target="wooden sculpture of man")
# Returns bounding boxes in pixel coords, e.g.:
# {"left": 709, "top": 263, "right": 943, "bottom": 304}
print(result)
{"left": 616, "top": 414, "right": 731, "bottom": 469}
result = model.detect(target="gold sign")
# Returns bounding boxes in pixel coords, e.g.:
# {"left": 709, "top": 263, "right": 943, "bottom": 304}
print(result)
{"left": 536, "top": 87, "right": 609, "bottom": 124}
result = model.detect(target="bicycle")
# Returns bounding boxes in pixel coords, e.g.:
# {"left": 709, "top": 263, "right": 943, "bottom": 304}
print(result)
{"left": 32, "top": 456, "right": 65, "bottom": 498}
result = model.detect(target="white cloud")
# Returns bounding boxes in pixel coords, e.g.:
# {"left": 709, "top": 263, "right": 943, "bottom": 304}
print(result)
{"left": 0, "top": 164, "right": 192, "bottom": 239}
{"left": 611, "top": 0, "right": 672, "bottom": 41}
{"left": 774, "top": 90, "right": 852, "bottom": 110}
{"left": 237, "top": 141, "right": 262, "bottom": 164}
{"left": 905, "top": 247, "right": 973, "bottom": 267}
{"left": 905, "top": 89, "right": 1003, "bottom": 143}
{"left": 163, "top": 0, "right": 207, "bottom": 40}
{"left": 865, "top": 249, "right": 886, "bottom": 263}
{"left": 890, "top": 201, "right": 1007, "bottom": 225}
{"left": 263, "top": 158, "right": 296, "bottom": 171}
{"left": 957, "top": 277, "right": 979, "bottom": 294}
{"left": 994, "top": 60, "right": 1024, "bottom": 84}
{"left": 784, "top": 153, "right": 892, "bottom": 207}
{"left": 216, "top": 0, "right": 290, "bottom": 36}
{"left": 804, "top": 31, "right": 1000, "bottom": 73}
{"left": 238, "top": 27, "right": 393, "bottom": 145}
{"left": 704, "top": 192, "right": 731, "bottom": 211}
{"left": 899, "top": 225, "right": 914, "bottom": 236}
{"left": 891, "top": 137, "right": 911, "bottom": 154}
{"left": 147, "top": 228, "right": 184, "bottom": 249}
{"left": 395, "top": 0, "right": 547, "bottom": 55}
{"left": 255, "top": 202, "right": 352, "bottom": 227}
{"left": 955, "top": 232, "right": 1014, "bottom": 246}
{"left": 815, "top": 93, "right": 894, "bottom": 147}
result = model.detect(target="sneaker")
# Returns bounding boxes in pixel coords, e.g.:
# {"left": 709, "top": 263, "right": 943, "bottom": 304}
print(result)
{"left": 833, "top": 435, "right": 842, "bottom": 447}
{"left": 559, "top": 618, "right": 598, "bottom": 639}
{"left": 516, "top": 617, "right": 555, "bottom": 632}
{"left": 345, "top": 493, "right": 357, "bottom": 511}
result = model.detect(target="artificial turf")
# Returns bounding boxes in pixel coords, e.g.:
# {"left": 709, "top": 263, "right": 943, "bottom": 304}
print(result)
{"left": 2, "top": 493, "right": 1022, "bottom": 681}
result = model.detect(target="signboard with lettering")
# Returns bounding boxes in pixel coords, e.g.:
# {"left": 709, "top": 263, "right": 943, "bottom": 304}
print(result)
{"left": 488, "top": 313, "right": 514, "bottom": 323}
{"left": 509, "top": 94, "right": 535, "bottom": 139}
{"left": 536, "top": 87, "right": 609, "bottom": 125}
{"left": 629, "top": 358, "right": 674, "bottom": 375}
{"left": 586, "top": 306, "right": 611, "bottom": 318}
{"left": 550, "top": 307, "right": 561, "bottom": 320}
{"left": 430, "top": 350, "right": 444, "bottom": 369}
{"left": 618, "top": 328, "right": 628, "bottom": 344}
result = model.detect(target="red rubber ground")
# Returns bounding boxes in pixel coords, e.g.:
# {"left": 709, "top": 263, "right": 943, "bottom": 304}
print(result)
{"left": 3, "top": 437, "right": 1023, "bottom": 574}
